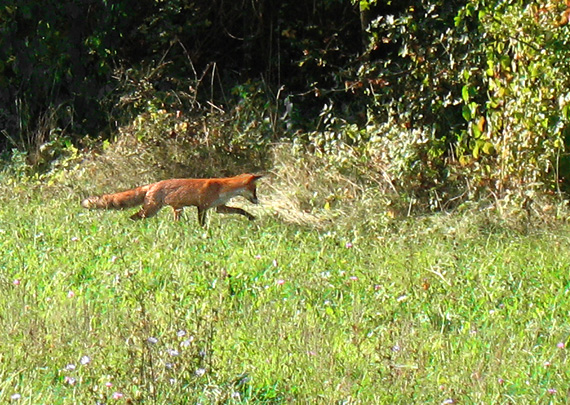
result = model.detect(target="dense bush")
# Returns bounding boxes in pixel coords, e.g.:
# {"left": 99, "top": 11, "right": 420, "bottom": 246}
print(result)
{"left": 358, "top": 0, "right": 570, "bottom": 208}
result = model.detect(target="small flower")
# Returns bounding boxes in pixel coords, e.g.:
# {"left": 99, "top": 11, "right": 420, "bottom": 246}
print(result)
{"left": 392, "top": 344, "right": 401, "bottom": 352}
{"left": 105, "top": 382, "right": 113, "bottom": 388}
{"left": 441, "top": 399, "right": 456, "bottom": 405}
{"left": 195, "top": 368, "right": 206, "bottom": 377}
{"left": 547, "top": 388, "right": 557, "bottom": 395}
{"left": 67, "top": 290, "right": 75, "bottom": 298}
{"left": 497, "top": 378, "right": 504, "bottom": 385}
{"left": 349, "top": 276, "right": 358, "bottom": 281}
{"left": 307, "top": 350, "right": 317, "bottom": 356}
{"left": 544, "top": 361, "right": 551, "bottom": 367}
{"left": 167, "top": 348, "right": 179, "bottom": 356}
{"left": 10, "top": 393, "right": 21, "bottom": 401}
{"left": 276, "top": 279, "right": 285, "bottom": 285}
{"left": 177, "top": 330, "right": 186, "bottom": 337}
{"left": 254, "top": 255, "right": 262, "bottom": 260}
{"left": 165, "top": 362, "right": 174, "bottom": 370}
{"left": 557, "top": 342, "right": 565, "bottom": 349}
{"left": 397, "top": 294, "right": 408, "bottom": 302}
{"left": 13, "top": 279, "right": 20, "bottom": 286}
{"left": 345, "top": 242, "right": 353, "bottom": 248}
{"left": 147, "top": 337, "right": 158, "bottom": 345}
{"left": 374, "top": 284, "right": 381, "bottom": 291}
{"left": 64, "top": 376, "right": 77, "bottom": 386}
{"left": 70, "top": 236, "right": 79, "bottom": 242}
{"left": 272, "top": 259, "right": 278, "bottom": 267}
{"left": 112, "top": 392, "right": 124, "bottom": 400}
{"left": 180, "top": 337, "right": 194, "bottom": 348}
{"left": 65, "top": 363, "right": 76, "bottom": 371}
{"left": 110, "top": 256, "right": 118, "bottom": 263}
{"left": 80, "top": 355, "right": 91, "bottom": 365}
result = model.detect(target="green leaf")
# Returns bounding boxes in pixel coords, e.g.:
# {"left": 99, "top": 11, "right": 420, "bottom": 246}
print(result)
{"left": 563, "top": 104, "right": 570, "bottom": 120}
{"left": 462, "top": 105, "right": 472, "bottom": 121}
{"left": 472, "top": 122, "right": 481, "bottom": 138}
{"left": 482, "top": 142, "right": 495, "bottom": 155}
{"left": 462, "top": 85, "right": 471, "bottom": 103}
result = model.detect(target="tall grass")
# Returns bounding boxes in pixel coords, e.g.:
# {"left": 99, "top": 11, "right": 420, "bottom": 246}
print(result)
{"left": 1, "top": 157, "right": 569, "bottom": 403}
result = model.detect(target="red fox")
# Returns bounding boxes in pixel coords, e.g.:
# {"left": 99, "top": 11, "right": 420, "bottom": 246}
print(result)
{"left": 81, "top": 173, "right": 263, "bottom": 226}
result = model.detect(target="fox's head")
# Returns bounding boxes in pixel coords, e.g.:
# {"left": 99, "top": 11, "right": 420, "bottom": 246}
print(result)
{"left": 239, "top": 173, "right": 263, "bottom": 204}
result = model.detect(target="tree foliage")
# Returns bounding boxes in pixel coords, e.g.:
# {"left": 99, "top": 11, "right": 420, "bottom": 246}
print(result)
{"left": 360, "top": 0, "right": 570, "bottom": 203}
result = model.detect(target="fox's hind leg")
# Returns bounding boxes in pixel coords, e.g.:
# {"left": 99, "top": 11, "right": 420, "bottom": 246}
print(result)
{"left": 130, "top": 203, "right": 161, "bottom": 220}
{"left": 171, "top": 206, "right": 183, "bottom": 221}
{"left": 130, "top": 195, "right": 163, "bottom": 220}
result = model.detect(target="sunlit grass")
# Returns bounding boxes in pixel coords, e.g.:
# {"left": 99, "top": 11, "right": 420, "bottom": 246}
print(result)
{"left": 0, "top": 184, "right": 569, "bottom": 403}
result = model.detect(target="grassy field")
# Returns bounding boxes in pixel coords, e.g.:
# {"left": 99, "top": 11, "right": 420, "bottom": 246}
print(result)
{"left": 0, "top": 178, "right": 569, "bottom": 404}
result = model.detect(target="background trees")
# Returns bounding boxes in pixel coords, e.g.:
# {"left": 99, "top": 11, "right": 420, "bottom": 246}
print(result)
{"left": 1, "top": 0, "right": 569, "bottom": 208}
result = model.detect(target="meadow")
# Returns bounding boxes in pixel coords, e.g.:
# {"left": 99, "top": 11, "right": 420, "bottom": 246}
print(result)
{"left": 0, "top": 175, "right": 569, "bottom": 404}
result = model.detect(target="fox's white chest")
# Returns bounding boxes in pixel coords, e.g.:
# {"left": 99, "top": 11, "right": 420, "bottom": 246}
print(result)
{"left": 211, "top": 188, "right": 243, "bottom": 207}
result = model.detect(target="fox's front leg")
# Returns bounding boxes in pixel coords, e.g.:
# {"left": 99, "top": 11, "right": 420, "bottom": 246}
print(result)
{"left": 197, "top": 207, "right": 208, "bottom": 227}
{"left": 216, "top": 205, "right": 256, "bottom": 221}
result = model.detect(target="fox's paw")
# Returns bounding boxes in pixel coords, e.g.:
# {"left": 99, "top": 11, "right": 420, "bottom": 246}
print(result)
{"left": 130, "top": 212, "right": 144, "bottom": 221}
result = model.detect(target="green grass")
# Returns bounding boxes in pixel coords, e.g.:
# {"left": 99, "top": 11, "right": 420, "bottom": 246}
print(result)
{"left": 1, "top": 184, "right": 569, "bottom": 404}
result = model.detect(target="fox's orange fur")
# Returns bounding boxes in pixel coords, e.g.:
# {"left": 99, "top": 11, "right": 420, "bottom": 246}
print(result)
{"left": 81, "top": 173, "right": 263, "bottom": 226}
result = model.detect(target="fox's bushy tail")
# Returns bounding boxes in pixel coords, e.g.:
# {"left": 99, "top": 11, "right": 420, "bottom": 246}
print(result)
{"left": 81, "top": 186, "right": 148, "bottom": 210}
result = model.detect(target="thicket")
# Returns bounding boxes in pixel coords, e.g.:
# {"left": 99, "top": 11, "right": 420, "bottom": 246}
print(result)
{"left": 1, "top": 0, "right": 570, "bottom": 215}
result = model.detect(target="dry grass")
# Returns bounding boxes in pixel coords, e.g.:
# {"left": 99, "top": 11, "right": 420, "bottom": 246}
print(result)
{"left": 261, "top": 144, "right": 400, "bottom": 229}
